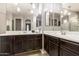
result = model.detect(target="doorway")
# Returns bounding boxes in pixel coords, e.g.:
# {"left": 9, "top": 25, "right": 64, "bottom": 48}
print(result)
{"left": 25, "top": 23, "right": 31, "bottom": 31}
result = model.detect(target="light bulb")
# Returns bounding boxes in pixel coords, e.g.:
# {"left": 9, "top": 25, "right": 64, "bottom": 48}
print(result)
{"left": 17, "top": 7, "right": 20, "bottom": 12}
{"left": 64, "top": 20, "right": 67, "bottom": 23}
{"left": 61, "top": 11, "right": 63, "bottom": 14}
{"left": 50, "top": 9, "right": 53, "bottom": 12}
{"left": 68, "top": 12, "right": 71, "bottom": 15}
{"left": 31, "top": 10, "right": 33, "bottom": 14}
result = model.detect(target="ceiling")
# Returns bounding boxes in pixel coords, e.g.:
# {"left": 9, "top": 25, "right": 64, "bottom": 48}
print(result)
{"left": 6, "top": 3, "right": 79, "bottom": 16}
{"left": 63, "top": 3, "right": 79, "bottom": 12}
{"left": 6, "top": 3, "right": 33, "bottom": 16}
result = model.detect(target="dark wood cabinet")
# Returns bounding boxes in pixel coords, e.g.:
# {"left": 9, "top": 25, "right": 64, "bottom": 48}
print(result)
{"left": 49, "top": 40, "right": 59, "bottom": 56}
{"left": 0, "top": 34, "right": 42, "bottom": 56}
{"left": 22, "top": 35, "right": 34, "bottom": 51}
{"left": 60, "top": 39, "right": 79, "bottom": 56}
{"left": 33, "top": 35, "right": 42, "bottom": 50}
{"left": 1, "top": 34, "right": 79, "bottom": 56}
{"left": 44, "top": 34, "right": 79, "bottom": 56}
{"left": 44, "top": 35, "right": 59, "bottom": 56}
{"left": 14, "top": 35, "right": 24, "bottom": 54}
{"left": 60, "top": 47, "right": 78, "bottom": 56}
{"left": 44, "top": 35, "right": 49, "bottom": 53}
{"left": 0, "top": 36, "right": 13, "bottom": 56}
{"left": 22, "top": 35, "right": 42, "bottom": 51}
{"left": 14, "top": 34, "right": 42, "bottom": 54}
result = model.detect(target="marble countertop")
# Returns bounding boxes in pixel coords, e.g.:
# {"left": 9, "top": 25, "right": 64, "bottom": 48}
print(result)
{"left": 0, "top": 31, "right": 41, "bottom": 36}
{"left": 44, "top": 31, "right": 79, "bottom": 43}
{"left": 0, "top": 31, "right": 79, "bottom": 43}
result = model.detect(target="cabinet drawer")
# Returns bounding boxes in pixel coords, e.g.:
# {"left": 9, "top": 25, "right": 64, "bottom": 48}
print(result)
{"left": 49, "top": 36, "right": 59, "bottom": 45}
{"left": 60, "top": 39, "right": 79, "bottom": 55}
{"left": 49, "top": 40, "right": 59, "bottom": 46}
{"left": 60, "top": 47, "right": 79, "bottom": 56}
{"left": 49, "top": 42, "right": 59, "bottom": 56}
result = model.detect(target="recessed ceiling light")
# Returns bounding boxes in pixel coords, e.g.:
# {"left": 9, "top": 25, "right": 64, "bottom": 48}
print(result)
{"left": 31, "top": 10, "right": 33, "bottom": 14}
{"left": 64, "top": 20, "right": 67, "bottom": 23}
{"left": 50, "top": 9, "right": 53, "bottom": 12}
{"left": 61, "top": 11, "right": 63, "bottom": 14}
{"left": 68, "top": 12, "right": 71, "bottom": 15}
{"left": 17, "top": 7, "right": 20, "bottom": 12}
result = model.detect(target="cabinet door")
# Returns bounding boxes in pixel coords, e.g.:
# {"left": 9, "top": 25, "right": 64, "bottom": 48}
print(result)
{"left": 33, "top": 38, "right": 42, "bottom": 50}
{"left": 60, "top": 47, "right": 78, "bottom": 56}
{"left": 22, "top": 35, "right": 42, "bottom": 51}
{"left": 14, "top": 36, "right": 23, "bottom": 54}
{"left": 44, "top": 35, "right": 49, "bottom": 53}
{"left": 0, "top": 36, "right": 13, "bottom": 56}
{"left": 49, "top": 41, "right": 59, "bottom": 56}
{"left": 22, "top": 35, "right": 34, "bottom": 51}
{"left": 60, "top": 39, "right": 79, "bottom": 56}
{"left": 44, "top": 35, "right": 59, "bottom": 56}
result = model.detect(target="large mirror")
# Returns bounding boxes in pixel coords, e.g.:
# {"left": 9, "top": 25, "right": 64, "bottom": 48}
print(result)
{"left": 6, "top": 3, "right": 42, "bottom": 32}
{"left": 5, "top": 3, "right": 79, "bottom": 33}
{"left": 44, "top": 3, "right": 79, "bottom": 32}
{"left": 61, "top": 3, "right": 79, "bottom": 32}
{"left": 44, "top": 3, "right": 62, "bottom": 31}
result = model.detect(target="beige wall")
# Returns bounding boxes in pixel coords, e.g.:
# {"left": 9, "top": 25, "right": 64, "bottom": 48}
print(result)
{"left": 6, "top": 12, "right": 13, "bottom": 31}
{"left": 0, "top": 4, "right": 6, "bottom": 34}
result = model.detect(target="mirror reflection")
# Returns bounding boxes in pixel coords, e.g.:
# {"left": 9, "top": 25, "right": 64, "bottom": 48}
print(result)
{"left": 44, "top": 3, "right": 62, "bottom": 31}
{"left": 61, "top": 8, "right": 79, "bottom": 32}
{"left": 6, "top": 3, "right": 42, "bottom": 33}
{"left": 5, "top": 3, "right": 79, "bottom": 33}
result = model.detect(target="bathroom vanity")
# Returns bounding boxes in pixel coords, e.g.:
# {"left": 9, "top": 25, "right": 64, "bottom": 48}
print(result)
{"left": 0, "top": 33, "right": 42, "bottom": 56}
{"left": 0, "top": 31, "right": 79, "bottom": 56}
{"left": 44, "top": 32, "right": 79, "bottom": 56}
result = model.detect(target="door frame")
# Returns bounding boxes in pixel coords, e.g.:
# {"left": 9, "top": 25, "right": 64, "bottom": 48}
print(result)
{"left": 14, "top": 17, "right": 23, "bottom": 31}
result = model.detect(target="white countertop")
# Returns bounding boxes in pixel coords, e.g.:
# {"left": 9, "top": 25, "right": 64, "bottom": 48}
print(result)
{"left": 0, "top": 31, "right": 79, "bottom": 43}
{"left": 44, "top": 31, "right": 79, "bottom": 43}
{"left": 0, "top": 31, "right": 41, "bottom": 36}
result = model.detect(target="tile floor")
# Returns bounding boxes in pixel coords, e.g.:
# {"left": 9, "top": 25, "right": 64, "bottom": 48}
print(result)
{"left": 15, "top": 50, "right": 48, "bottom": 56}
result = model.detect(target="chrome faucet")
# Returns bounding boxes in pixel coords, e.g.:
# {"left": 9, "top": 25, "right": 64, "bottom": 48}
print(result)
{"left": 61, "top": 31, "right": 66, "bottom": 35}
